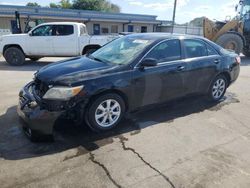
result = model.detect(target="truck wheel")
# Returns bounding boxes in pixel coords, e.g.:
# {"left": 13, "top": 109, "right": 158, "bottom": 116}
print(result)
{"left": 4, "top": 47, "right": 25, "bottom": 66}
{"left": 85, "top": 93, "right": 125, "bottom": 132}
{"left": 82, "top": 47, "right": 99, "bottom": 55}
{"left": 29, "top": 57, "right": 41, "bottom": 61}
{"left": 216, "top": 33, "right": 243, "bottom": 54}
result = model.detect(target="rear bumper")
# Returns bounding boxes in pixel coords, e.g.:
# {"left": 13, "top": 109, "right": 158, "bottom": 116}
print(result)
{"left": 17, "top": 82, "right": 63, "bottom": 135}
{"left": 229, "top": 63, "right": 240, "bottom": 84}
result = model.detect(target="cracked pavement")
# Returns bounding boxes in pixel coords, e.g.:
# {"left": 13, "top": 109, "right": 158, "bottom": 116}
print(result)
{"left": 1, "top": 57, "right": 250, "bottom": 188}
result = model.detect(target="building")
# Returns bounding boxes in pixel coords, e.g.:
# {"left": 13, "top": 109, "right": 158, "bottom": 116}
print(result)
{"left": 0, "top": 5, "right": 172, "bottom": 36}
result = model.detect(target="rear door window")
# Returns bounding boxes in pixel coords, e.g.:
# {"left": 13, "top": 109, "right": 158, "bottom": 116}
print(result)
{"left": 55, "top": 25, "right": 74, "bottom": 36}
{"left": 183, "top": 39, "right": 207, "bottom": 58}
{"left": 207, "top": 44, "right": 219, "bottom": 55}
{"left": 145, "top": 39, "right": 181, "bottom": 63}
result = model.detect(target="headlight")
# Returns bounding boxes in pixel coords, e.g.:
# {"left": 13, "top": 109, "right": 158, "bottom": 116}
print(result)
{"left": 43, "top": 85, "right": 84, "bottom": 100}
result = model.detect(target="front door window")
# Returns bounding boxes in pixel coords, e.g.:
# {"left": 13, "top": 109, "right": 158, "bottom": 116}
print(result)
{"left": 32, "top": 25, "right": 53, "bottom": 36}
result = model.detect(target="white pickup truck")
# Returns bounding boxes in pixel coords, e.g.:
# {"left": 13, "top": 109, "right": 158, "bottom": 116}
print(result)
{"left": 0, "top": 22, "right": 119, "bottom": 65}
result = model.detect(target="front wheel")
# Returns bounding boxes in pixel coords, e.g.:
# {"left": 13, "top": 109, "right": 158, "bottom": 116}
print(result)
{"left": 208, "top": 75, "right": 228, "bottom": 102}
{"left": 23, "top": 126, "right": 53, "bottom": 142}
{"left": 4, "top": 47, "right": 25, "bottom": 66}
{"left": 85, "top": 93, "right": 125, "bottom": 132}
{"left": 216, "top": 33, "right": 243, "bottom": 55}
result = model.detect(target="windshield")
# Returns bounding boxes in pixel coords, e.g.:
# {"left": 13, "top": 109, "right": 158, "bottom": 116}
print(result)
{"left": 90, "top": 36, "right": 154, "bottom": 65}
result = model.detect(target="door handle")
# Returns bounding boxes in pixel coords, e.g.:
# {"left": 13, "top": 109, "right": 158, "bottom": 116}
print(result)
{"left": 176, "top": 66, "right": 185, "bottom": 71}
{"left": 214, "top": 59, "right": 220, "bottom": 64}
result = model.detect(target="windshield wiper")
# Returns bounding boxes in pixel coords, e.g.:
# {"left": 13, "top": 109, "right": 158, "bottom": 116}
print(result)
{"left": 88, "top": 54, "right": 105, "bottom": 63}
{"left": 88, "top": 54, "right": 113, "bottom": 64}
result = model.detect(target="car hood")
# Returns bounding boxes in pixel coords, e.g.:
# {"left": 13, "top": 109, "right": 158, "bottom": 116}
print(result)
{"left": 36, "top": 56, "right": 118, "bottom": 86}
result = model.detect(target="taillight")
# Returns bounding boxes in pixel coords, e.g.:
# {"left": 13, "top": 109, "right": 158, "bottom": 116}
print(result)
{"left": 235, "top": 56, "right": 241, "bottom": 64}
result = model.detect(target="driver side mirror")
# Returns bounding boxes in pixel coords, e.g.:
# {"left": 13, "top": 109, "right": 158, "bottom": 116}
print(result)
{"left": 28, "top": 32, "right": 32, "bottom": 36}
{"left": 140, "top": 58, "right": 158, "bottom": 68}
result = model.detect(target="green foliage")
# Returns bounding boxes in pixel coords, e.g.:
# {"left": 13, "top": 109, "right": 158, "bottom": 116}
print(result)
{"left": 72, "top": 0, "right": 120, "bottom": 12}
{"left": 60, "top": 0, "right": 72, "bottom": 9}
{"left": 26, "top": 2, "right": 41, "bottom": 7}
{"left": 27, "top": 0, "right": 120, "bottom": 13}
{"left": 49, "top": 3, "right": 60, "bottom": 8}
{"left": 49, "top": 0, "right": 72, "bottom": 9}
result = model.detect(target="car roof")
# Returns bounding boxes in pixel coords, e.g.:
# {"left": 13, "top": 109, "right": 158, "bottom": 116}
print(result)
{"left": 125, "top": 33, "right": 223, "bottom": 55}
{"left": 38, "top": 22, "right": 85, "bottom": 26}
{"left": 126, "top": 32, "right": 205, "bottom": 40}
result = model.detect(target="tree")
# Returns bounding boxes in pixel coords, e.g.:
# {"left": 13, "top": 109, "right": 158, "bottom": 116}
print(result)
{"left": 110, "top": 3, "right": 120, "bottom": 13}
{"left": 27, "top": 0, "right": 120, "bottom": 13}
{"left": 49, "top": 3, "right": 60, "bottom": 8}
{"left": 72, "top": 0, "right": 120, "bottom": 12}
{"left": 49, "top": 0, "right": 72, "bottom": 9}
{"left": 60, "top": 0, "right": 72, "bottom": 9}
{"left": 26, "top": 2, "right": 41, "bottom": 7}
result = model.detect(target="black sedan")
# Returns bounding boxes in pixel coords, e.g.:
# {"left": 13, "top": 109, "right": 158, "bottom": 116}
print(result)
{"left": 17, "top": 33, "right": 240, "bottom": 141}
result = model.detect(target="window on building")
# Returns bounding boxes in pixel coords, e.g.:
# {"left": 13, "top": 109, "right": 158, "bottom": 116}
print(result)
{"left": 102, "top": 27, "right": 109, "bottom": 34}
{"left": 93, "top": 24, "right": 100, "bottom": 35}
{"left": 145, "top": 39, "right": 181, "bottom": 63}
{"left": 32, "top": 25, "right": 53, "bottom": 36}
{"left": 111, "top": 25, "right": 118, "bottom": 33}
{"left": 10, "top": 20, "right": 20, "bottom": 34}
{"left": 141, "top": 26, "right": 147, "bottom": 33}
{"left": 128, "top": 25, "right": 134, "bottom": 32}
{"left": 183, "top": 40, "right": 207, "bottom": 58}
{"left": 55, "top": 25, "right": 74, "bottom": 36}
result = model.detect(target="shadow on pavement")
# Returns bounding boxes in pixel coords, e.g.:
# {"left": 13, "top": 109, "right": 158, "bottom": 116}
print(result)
{"left": 0, "top": 57, "right": 67, "bottom": 72}
{"left": 0, "top": 93, "right": 240, "bottom": 160}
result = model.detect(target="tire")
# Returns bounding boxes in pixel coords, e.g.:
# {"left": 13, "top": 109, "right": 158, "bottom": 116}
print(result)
{"left": 208, "top": 74, "right": 228, "bottom": 102}
{"left": 23, "top": 127, "right": 53, "bottom": 142}
{"left": 83, "top": 48, "right": 98, "bottom": 55}
{"left": 85, "top": 93, "right": 125, "bottom": 132}
{"left": 29, "top": 57, "right": 41, "bottom": 61}
{"left": 216, "top": 33, "right": 243, "bottom": 54}
{"left": 4, "top": 47, "right": 25, "bottom": 66}
{"left": 243, "top": 49, "right": 250, "bottom": 57}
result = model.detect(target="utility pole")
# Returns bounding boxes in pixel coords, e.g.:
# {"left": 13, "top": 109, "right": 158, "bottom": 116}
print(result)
{"left": 172, "top": 0, "right": 177, "bottom": 33}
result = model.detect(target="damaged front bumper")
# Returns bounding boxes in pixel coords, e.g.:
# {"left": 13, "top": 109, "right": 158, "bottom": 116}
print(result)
{"left": 17, "top": 82, "right": 64, "bottom": 136}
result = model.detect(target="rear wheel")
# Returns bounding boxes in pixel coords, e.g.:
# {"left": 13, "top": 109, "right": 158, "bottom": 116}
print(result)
{"left": 4, "top": 47, "right": 25, "bottom": 66}
{"left": 216, "top": 33, "right": 243, "bottom": 54}
{"left": 208, "top": 74, "right": 228, "bottom": 102}
{"left": 85, "top": 93, "right": 125, "bottom": 132}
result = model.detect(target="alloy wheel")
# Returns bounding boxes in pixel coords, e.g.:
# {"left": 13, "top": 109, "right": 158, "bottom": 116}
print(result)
{"left": 212, "top": 78, "right": 226, "bottom": 99}
{"left": 95, "top": 99, "right": 121, "bottom": 128}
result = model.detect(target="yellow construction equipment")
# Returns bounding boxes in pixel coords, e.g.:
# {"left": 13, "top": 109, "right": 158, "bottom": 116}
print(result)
{"left": 203, "top": 0, "right": 250, "bottom": 56}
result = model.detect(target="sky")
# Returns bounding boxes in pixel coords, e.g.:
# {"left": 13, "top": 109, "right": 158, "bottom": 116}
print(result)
{"left": 0, "top": 0, "right": 240, "bottom": 23}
